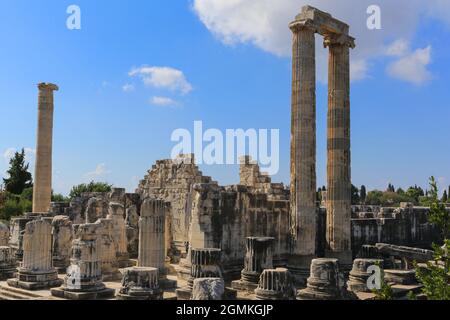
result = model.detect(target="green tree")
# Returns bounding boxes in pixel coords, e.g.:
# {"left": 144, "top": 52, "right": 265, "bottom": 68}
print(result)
{"left": 69, "top": 181, "right": 113, "bottom": 199}
{"left": 442, "top": 190, "right": 448, "bottom": 204}
{"left": 427, "top": 177, "right": 450, "bottom": 240}
{"left": 412, "top": 177, "right": 450, "bottom": 300}
{"left": 351, "top": 185, "right": 360, "bottom": 205}
{"left": 360, "top": 185, "right": 367, "bottom": 204}
{"left": 3, "top": 149, "right": 33, "bottom": 195}
{"left": 414, "top": 240, "right": 450, "bottom": 300}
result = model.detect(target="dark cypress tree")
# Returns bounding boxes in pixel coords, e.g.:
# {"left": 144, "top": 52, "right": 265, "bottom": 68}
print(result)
{"left": 360, "top": 185, "right": 367, "bottom": 204}
{"left": 3, "top": 149, "right": 33, "bottom": 195}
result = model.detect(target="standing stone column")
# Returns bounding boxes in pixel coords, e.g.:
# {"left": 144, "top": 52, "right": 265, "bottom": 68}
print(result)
{"left": 95, "top": 218, "right": 121, "bottom": 281}
{"left": 32, "top": 83, "right": 58, "bottom": 213}
{"left": 232, "top": 237, "right": 274, "bottom": 291}
{"left": 325, "top": 35, "right": 355, "bottom": 266}
{"left": 139, "top": 198, "right": 176, "bottom": 288}
{"left": 51, "top": 223, "right": 115, "bottom": 300}
{"left": 7, "top": 219, "right": 63, "bottom": 290}
{"left": 138, "top": 198, "right": 165, "bottom": 270}
{"left": 288, "top": 20, "right": 317, "bottom": 281}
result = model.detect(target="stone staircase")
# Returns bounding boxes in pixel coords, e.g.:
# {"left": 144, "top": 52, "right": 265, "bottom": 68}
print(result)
{"left": 0, "top": 284, "right": 44, "bottom": 300}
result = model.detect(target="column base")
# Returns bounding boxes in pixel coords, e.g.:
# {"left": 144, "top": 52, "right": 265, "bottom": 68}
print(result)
{"left": 51, "top": 286, "right": 115, "bottom": 300}
{"left": 0, "top": 266, "right": 17, "bottom": 281}
{"left": 231, "top": 279, "right": 259, "bottom": 292}
{"left": 287, "top": 254, "right": 315, "bottom": 286}
{"left": 7, "top": 269, "right": 63, "bottom": 291}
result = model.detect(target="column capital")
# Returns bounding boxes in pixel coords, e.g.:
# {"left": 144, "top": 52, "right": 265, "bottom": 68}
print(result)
{"left": 323, "top": 34, "right": 356, "bottom": 49}
{"left": 289, "top": 19, "right": 317, "bottom": 33}
{"left": 38, "top": 83, "right": 59, "bottom": 91}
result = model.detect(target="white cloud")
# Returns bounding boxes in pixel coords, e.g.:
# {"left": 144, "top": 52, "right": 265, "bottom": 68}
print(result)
{"left": 3, "top": 147, "right": 36, "bottom": 161}
{"left": 150, "top": 96, "right": 178, "bottom": 107}
{"left": 192, "top": 0, "right": 450, "bottom": 83}
{"left": 122, "top": 83, "right": 135, "bottom": 92}
{"left": 84, "top": 163, "right": 111, "bottom": 178}
{"left": 387, "top": 46, "right": 432, "bottom": 85}
{"left": 129, "top": 66, "right": 193, "bottom": 94}
{"left": 351, "top": 59, "right": 369, "bottom": 81}
{"left": 385, "top": 39, "right": 410, "bottom": 57}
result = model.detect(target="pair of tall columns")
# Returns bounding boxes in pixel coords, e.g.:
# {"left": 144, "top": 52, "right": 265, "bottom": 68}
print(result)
{"left": 290, "top": 22, "right": 354, "bottom": 267}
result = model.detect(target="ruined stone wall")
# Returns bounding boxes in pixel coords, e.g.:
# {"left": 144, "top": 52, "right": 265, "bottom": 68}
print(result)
{"left": 317, "top": 204, "right": 443, "bottom": 256}
{"left": 136, "top": 154, "right": 214, "bottom": 256}
{"left": 188, "top": 184, "right": 290, "bottom": 278}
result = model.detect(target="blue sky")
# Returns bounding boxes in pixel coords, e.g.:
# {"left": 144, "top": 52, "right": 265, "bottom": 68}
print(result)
{"left": 0, "top": 0, "right": 449, "bottom": 195}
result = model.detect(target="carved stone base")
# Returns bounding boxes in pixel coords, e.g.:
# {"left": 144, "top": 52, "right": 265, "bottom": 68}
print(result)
{"left": 0, "top": 267, "right": 16, "bottom": 281}
{"left": 51, "top": 287, "right": 115, "bottom": 300}
{"left": 7, "top": 269, "right": 63, "bottom": 291}
{"left": 231, "top": 279, "right": 258, "bottom": 292}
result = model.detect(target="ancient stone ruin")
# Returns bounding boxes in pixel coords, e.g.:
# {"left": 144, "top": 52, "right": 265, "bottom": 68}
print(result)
{"left": 0, "top": 5, "right": 445, "bottom": 301}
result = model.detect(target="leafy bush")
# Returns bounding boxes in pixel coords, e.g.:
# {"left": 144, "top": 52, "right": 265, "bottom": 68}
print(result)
{"left": 69, "top": 181, "right": 113, "bottom": 199}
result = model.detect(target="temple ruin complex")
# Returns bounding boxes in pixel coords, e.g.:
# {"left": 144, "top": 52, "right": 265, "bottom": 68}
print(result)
{"left": 0, "top": 6, "right": 446, "bottom": 300}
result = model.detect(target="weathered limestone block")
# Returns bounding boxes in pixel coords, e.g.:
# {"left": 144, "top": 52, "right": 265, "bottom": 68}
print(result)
{"left": 0, "top": 246, "right": 16, "bottom": 280}
{"left": 347, "top": 259, "right": 384, "bottom": 293}
{"left": 255, "top": 268, "right": 296, "bottom": 300}
{"left": 192, "top": 278, "right": 225, "bottom": 300}
{"left": 384, "top": 269, "right": 418, "bottom": 285}
{"left": 232, "top": 237, "right": 274, "bottom": 292}
{"left": 68, "top": 197, "right": 84, "bottom": 224}
{"left": 51, "top": 223, "right": 115, "bottom": 300}
{"left": 85, "top": 197, "right": 109, "bottom": 223}
{"left": 52, "top": 215, "right": 73, "bottom": 273}
{"left": 0, "top": 222, "right": 10, "bottom": 246}
{"left": 8, "top": 216, "right": 34, "bottom": 260}
{"left": 95, "top": 218, "right": 121, "bottom": 281}
{"left": 176, "top": 248, "right": 224, "bottom": 300}
{"left": 375, "top": 243, "right": 434, "bottom": 269}
{"left": 107, "top": 202, "right": 132, "bottom": 268}
{"left": 7, "top": 219, "right": 63, "bottom": 290}
{"left": 126, "top": 205, "right": 139, "bottom": 229}
{"left": 117, "top": 267, "right": 162, "bottom": 300}
{"left": 108, "top": 188, "right": 126, "bottom": 203}
{"left": 126, "top": 205, "right": 140, "bottom": 259}
{"left": 297, "top": 258, "right": 344, "bottom": 300}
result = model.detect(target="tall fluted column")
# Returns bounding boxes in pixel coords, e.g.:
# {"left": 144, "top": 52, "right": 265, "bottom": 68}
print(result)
{"left": 33, "top": 83, "right": 58, "bottom": 213}
{"left": 288, "top": 21, "right": 317, "bottom": 280}
{"left": 138, "top": 198, "right": 166, "bottom": 271}
{"left": 325, "top": 36, "right": 354, "bottom": 265}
